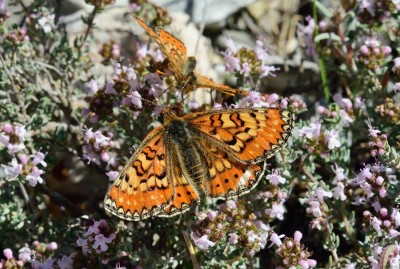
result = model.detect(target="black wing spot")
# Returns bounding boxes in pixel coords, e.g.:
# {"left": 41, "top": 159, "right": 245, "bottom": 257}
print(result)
{"left": 186, "top": 191, "right": 191, "bottom": 196}
{"left": 156, "top": 169, "right": 166, "bottom": 179}
{"left": 177, "top": 193, "right": 182, "bottom": 197}
{"left": 124, "top": 174, "right": 130, "bottom": 182}
{"left": 216, "top": 184, "right": 220, "bottom": 188}
{"left": 225, "top": 136, "right": 237, "bottom": 146}
{"left": 224, "top": 178, "right": 229, "bottom": 183}
{"left": 234, "top": 174, "right": 239, "bottom": 178}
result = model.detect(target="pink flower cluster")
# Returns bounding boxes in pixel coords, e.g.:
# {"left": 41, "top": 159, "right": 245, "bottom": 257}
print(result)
{"left": 1, "top": 123, "right": 47, "bottom": 187}
{"left": 191, "top": 200, "right": 268, "bottom": 256}
{"left": 0, "top": 242, "right": 73, "bottom": 269}
{"left": 81, "top": 127, "right": 120, "bottom": 181}
{"left": 258, "top": 170, "right": 289, "bottom": 221}
{"left": 271, "top": 231, "right": 317, "bottom": 269}
{"left": 358, "top": 37, "right": 392, "bottom": 73}
{"left": 298, "top": 121, "right": 341, "bottom": 158}
{"left": 351, "top": 161, "right": 397, "bottom": 206}
{"left": 222, "top": 37, "right": 279, "bottom": 80}
{"left": 76, "top": 219, "right": 117, "bottom": 265}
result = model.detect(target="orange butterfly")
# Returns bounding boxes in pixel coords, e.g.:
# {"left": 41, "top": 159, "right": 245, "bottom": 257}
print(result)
{"left": 104, "top": 108, "right": 294, "bottom": 221}
{"left": 134, "top": 16, "right": 248, "bottom": 96}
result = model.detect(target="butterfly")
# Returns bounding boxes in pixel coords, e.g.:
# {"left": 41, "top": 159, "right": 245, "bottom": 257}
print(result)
{"left": 134, "top": 16, "right": 249, "bottom": 96}
{"left": 104, "top": 107, "right": 294, "bottom": 221}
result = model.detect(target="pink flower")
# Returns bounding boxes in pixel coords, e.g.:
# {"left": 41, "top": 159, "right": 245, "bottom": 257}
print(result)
{"left": 18, "top": 246, "right": 31, "bottom": 262}
{"left": 92, "top": 233, "right": 116, "bottom": 252}
{"left": 315, "top": 187, "right": 333, "bottom": 202}
{"left": 240, "top": 62, "right": 251, "bottom": 77}
{"left": 31, "top": 258, "right": 55, "bottom": 269}
{"left": 88, "top": 79, "right": 99, "bottom": 95}
{"left": 293, "top": 231, "right": 302, "bottom": 242}
{"left": 32, "top": 151, "right": 47, "bottom": 167}
{"left": 57, "top": 255, "right": 73, "bottom": 269}
{"left": 127, "top": 90, "right": 142, "bottom": 109}
{"left": 269, "top": 233, "right": 283, "bottom": 248}
{"left": 254, "top": 40, "right": 268, "bottom": 62}
{"left": 266, "top": 170, "right": 286, "bottom": 185}
{"left": 324, "top": 129, "right": 341, "bottom": 149}
{"left": 106, "top": 171, "right": 119, "bottom": 181}
{"left": 193, "top": 235, "right": 215, "bottom": 250}
{"left": 76, "top": 237, "right": 89, "bottom": 255}
{"left": 259, "top": 65, "right": 279, "bottom": 78}
{"left": 366, "top": 119, "right": 381, "bottom": 138}
{"left": 3, "top": 158, "right": 23, "bottom": 179}
{"left": 3, "top": 248, "right": 13, "bottom": 259}
{"left": 371, "top": 217, "right": 382, "bottom": 232}
{"left": 265, "top": 203, "right": 285, "bottom": 220}
{"left": 228, "top": 233, "right": 238, "bottom": 244}
{"left": 332, "top": 182, "right": 346, "bottom": 201}
{"left": 26, "top": 166, "right": 45, "bottom": 186}
{"left": 298, "top": 122, "right": 321, "bottom": 140}
{"left": 225, "top": 36, "right": 238, "bottom": 54}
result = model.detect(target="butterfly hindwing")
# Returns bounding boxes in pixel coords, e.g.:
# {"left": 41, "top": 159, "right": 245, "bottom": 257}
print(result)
{"left": 195, "top": 139, "right": 266, "bottom": 198}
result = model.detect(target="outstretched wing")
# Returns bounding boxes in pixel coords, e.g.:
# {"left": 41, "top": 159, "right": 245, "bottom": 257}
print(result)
{"left": 184, "top": 108, "right": 295, "bottom": 164}
{"left": 134, "top": 16, "right": 188, "bottom": 80}
{"left": 104, "top": 128, "right": 174, "bottom": 221}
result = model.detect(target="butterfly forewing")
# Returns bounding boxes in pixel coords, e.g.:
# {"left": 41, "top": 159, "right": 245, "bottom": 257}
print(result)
{"left": 104, "top": 128, "right": 175, "bottom": 221}
{"left": 184, "top": 108, "right": 295, "bottom": 164}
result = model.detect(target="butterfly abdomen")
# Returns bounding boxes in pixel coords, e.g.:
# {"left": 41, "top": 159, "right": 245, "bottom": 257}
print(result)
{"left": 166, "top": 118, "right": 208, "bottom": 183}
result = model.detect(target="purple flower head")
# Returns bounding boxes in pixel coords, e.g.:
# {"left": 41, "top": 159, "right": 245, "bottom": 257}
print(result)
{"left": 254, "top": 39, "right": 269, "bottom": 62}
{"left": 225, "top": 36, "right": 238, "bottom": 54}
{"left": 298, "top": 121, "right": 321, "bottom": 140}
{"left": 3, "top": 158, "right": 23, "bottom": 179}
{"left": 106, "top": 170, "right": 119, "bottom": 181}
{"left": 266, "top": 170, "right": 286, "bottom": 186}
{"left": 57, "top": 255, "right": 73, "bottom": 269}
{"left": 3, "top": 248, "right": 13, "bottom": 259}
{"left": 259, "top": 64, "right": 279, "bottom": 78}
{"left": 18, "top": 246, "right": 31, "bottom": 262}
{"left": 32, "top": 151, "right": 47, "bottom": 167}
{"left": 193, "top": 235, "right": 215, "bottom": 250}
{"left": 265, "top": 203, "right": 285, "bottom": 220}
{"left": 228, "top": 233, "right": 238, "bottom": 244}
{"left": 269, "top": 233, "right": 283, "bottom": 248}
{"left": 26, "top": 166, "right": 44, "bottom": 186}
{"left": 366, "top": 119, "right": 381, "bottom": 138}
{"left": 92, "top": 233, "right": 116, "bottom": 252}
{"left": 46, "top": 242, "right": 58, "bottom": 251}
{"left": 226, "top": 200, "right": 237, "bottom": 209}
{"left": 315, "top": 187, "right": 333, "bottom": 203}
{"left": 126, "top": 90, "right": 142, "bottom": 109}
{"left": 88, "top": 79, "right": 99, "bottom": 95}
{"left": 240, "top": 62, "right": 251, "bottom": 77}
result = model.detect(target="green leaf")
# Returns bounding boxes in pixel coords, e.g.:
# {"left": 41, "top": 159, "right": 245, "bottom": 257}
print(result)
{"left": 314, "top": 32, "right": 341, "bottom": 43}
{"left": 314, "top": 0, "right": 333, "bottom": 17}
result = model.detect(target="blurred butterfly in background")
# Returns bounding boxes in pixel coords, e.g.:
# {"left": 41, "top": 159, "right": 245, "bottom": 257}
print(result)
{"left": 134, "top": 16, "right": 249, "bottom": 96}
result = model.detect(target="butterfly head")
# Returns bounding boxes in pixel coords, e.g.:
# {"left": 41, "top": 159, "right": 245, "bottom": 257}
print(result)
{"left": 161, "top": 104, "right": 185, "bottom": 122}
